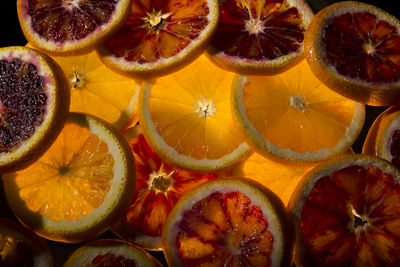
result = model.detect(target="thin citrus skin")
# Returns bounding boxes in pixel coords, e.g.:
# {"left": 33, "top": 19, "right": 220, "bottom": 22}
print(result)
{"left": 0, "top": 46, "right": 70, "bottom": 173}
{"left": 305, "top": 1, "right": 400, "bottom": 106}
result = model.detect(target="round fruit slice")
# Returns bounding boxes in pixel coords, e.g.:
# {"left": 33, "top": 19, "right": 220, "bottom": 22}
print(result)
{"left": 97, "top": 0, "right": 219, "bottom": 79}
{"left": 162, "top": 177, "right": 294, "bottom": 266}
{"left": 0, "top": 218, "right": 53, "bottom": 267}
{"left": 17, "top": 0, "right": 132, "bottom": 56}
{"left": 206, "top": 0, "right": 314, "bottom": 75}
{"left": 232, "top": 59, "right": 365, "bottom": 163}
{"left": 305, "top": 1, "right": 400, "bottom": 106}
{"left": 2, "top": 112, "right": 135, "bottom": 243}
{"left": 289, "top": 154, "right": 400, "bottom": 266}
{"left": 63, "top": 239, "right": 162, "bottom": 267}
{"left": 139, "top": 54, "right": 251, "bottom": 171}
{"left": 112, "top": 125, "right": 231, "bottom": 250}
{"left": 0, "top": 46, "right": 70, "bottom": 173}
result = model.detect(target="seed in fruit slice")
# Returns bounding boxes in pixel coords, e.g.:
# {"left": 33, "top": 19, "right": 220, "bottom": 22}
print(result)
{"left": 139, "top": 54, "right": 251, "bottom": 171}
{"left": 0, "top": 46, "right": 70, "bottom": 173}
{"left": 162, "top": 177, "right": 294, "bottom": 267}
{"left": 0, "top": 218, "right": 53, "bottom": 267}
{"left": 63, "top": 239, "right": 162, "bottom": 267}
{"left": 305, "top": 1, "right": 400, "bottom": 106}
{"left": 232, "top": 59, "right": 365, "bottom": 163}
{"left": 112, "top": 125, "right": 232, "bottom": 250}
{"left": 206, "top": 0, "right": 314, "bottom": 75}
{"left": 289, "top": 154, "right": 400, "bottom": 266}
{"left": 2, "top": 112, "right": 135, "bottom": 243}
{"left": 97, "top": 0, "right": 219, "bottom": 79}
{"left": 17, "top": 0, "right": 132, "bottom": 56}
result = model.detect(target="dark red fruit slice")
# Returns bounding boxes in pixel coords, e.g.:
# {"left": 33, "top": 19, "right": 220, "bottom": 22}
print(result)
{"left": 323, "top": 12, "right": 400, "bottom": 83}
{"left": 300, "top": 165, "right": 400, "bottom": 266}
{"left": 92, "top": 253, "right": 136, "bottom": 266}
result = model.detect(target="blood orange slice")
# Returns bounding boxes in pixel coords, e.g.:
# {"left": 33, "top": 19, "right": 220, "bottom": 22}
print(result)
{"left": 97, "top": 0, "right": 219, "bottom": 79}
{"left": 0, "top": 219, "right": 53, "bottom": 267}
{"left": 17, "top": 0, "right": 132, "bottom": 56}
{"left": 305, "top": 1, "right": 400, "bottom": 106}
{"left": 63, "top": 239, "right": 162, "bottom": 266}
{"left": 0, "top": 46, "right": 69, "bottom": 173}
{"left": 206, "top": 0, "right": 314, "bottom": 75}
{"left": 162, "top": 178, "right": 294, "bottom": 267}
{"left": 289, "top": 154, "right": 400, "bottom": 266}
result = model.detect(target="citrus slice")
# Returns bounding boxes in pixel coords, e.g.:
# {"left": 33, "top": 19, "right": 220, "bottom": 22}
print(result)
{"left": 162, "top": 177, "right": 294, "bottom": 266}
{"left": 206, "top": 0, "right": 314, "bottom": 75}
{"left": 63, "top": 239, "right": 162, "bottom": 267}
{"left": 289, "top": 154, "right": 400, "bottom": 266}
{"left": 97, "top": 0, "right": 219, "bottom": 79}
{"left": 0, "top": 218, "right": 53, "bottom": 267}
{"left": 0, "top": 46, "right": 70, "bottom": 173}
{"left": 112, "top": 125, "right": 232, "bottom": 250}
{"left": 2, "top": 112, "right": 136, "bottom": 243}
{"left": 305, "top": 1, "right": 400, "bottom": 106}
{"left": 232, "top": 59, "right": 365, "bottom": 163}
{"left": 17, "top": 0, "right": 132, "bottom": 56}
{"left": 139, "top": 54, "right": 251, "bottom": 171}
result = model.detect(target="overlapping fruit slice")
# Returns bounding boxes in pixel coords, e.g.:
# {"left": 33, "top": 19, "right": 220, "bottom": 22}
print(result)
{"left": 0, "top": 46, "right": 69, "bottom": 173}
{"left": 305, "top": 1, "right": 400, "bottom": 106}
{"left": 206, "top": 0, "right": 314, "bottom": 75}
{"left": 289, "top": 155, "right": 400, "bottom": 266}
{"left": 162, "top": 178, "right": 294, "bottom": 267}
{"left": 112, "top": 125, "right": 224, "bottom": 250}
{"left": 98, "top": 0, "right": 219, "bottom": 79}
{"left": 17, "top": 0, "right": 132, "bottom": 55}
{"left": 2, "top": 113, "right": 135, "bottom": 243}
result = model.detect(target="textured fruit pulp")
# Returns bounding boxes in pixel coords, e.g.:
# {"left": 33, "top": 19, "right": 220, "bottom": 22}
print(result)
{"left": 176, "top": 191, "right": 273, "bottom": 266}
{"left": 324, "top": 12, "right": 400, "bottom": 83}
{"left": 14, "top": 121, "right": 113, "bottom": 220}
{"left": 0, "top": 58, "right": 47, "bottom": 153}
{"left": 0, "top": 233, "right": 34, "bottom": 266}
{"left": 104, "top": 0, "right": 209, "bottom": 63}
{"left": 212, "top": 0, "right": 305, "bottom": 60}
{"left": 389, "top": 129, "right": 400, "bottom": 169}
{"left": 300, "top": 165, "right": 400, "bottom": 266}
{"left": 92, "top": 253, "right": 136, "bottom": 266}
{"left": 27, "top": 0, "right": 118, "bottom": 42}
{"left": 122, "top": 134, "right": 217, "bottom": 237}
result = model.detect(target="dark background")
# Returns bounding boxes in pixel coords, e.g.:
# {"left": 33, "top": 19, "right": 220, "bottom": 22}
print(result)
{"left": 0, "top": 0, "right": 399, "bottom": 266}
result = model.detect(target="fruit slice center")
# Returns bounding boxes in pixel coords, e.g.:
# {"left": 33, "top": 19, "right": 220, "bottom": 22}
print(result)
{"left": 176, "top": 191, "right": 273, "bottom": 266}
{"left": 323, "top": 12, "right": 400, "bottom": 83}
{"left": 0, "top": 59, "right": 47, "bottom": 153}
{"left": 289, "top": 95, "right": 307, "bottom": 111}
{"left": 300, "top": 165, "right": 400, "bottom": 265}
{"left": 144, "top": 10, "right": 172, "bottom": 31}
{"left": 92, "top": 253, "right": 136, "bottom": 266}
{"left": 147, "top": 163, "right": 174, "bottom": 193}
{"left": 194, "top": 98, "right": 216, "bottom": 118}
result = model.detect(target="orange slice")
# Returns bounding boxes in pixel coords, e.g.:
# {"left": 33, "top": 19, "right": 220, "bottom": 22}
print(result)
{"left": 232, "top": 59, "right": 365, "bottom": 163}
{"left": 63, "top": 239, "right": 162, "bottom": 266}
{"left": 0, "top": 46, "right": 69, "bottom": 173}
{"left": 289, "top": 154, "right": 400, "bottom": 266}
{"left": 162, "top": 177, "right": 294, "bottom": 266}
{"left": 98, "top": 0, "right": 219, "bottom": 79}
{"left": 18, "top": 0, "right": 132, "bottom": 56}
{"left": 2, "top": 113, "right": 135, "bottom": 243}
{"left": 206, "top": 0, "right": 314, "bottom": 75}
{"left": 139, "top": 54, "right": 251, "bottom": 171}
{"left": 305, "top": 1, "right": 400, "bottom": 106}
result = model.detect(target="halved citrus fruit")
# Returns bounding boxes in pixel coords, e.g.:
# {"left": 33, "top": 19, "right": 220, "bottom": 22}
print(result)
{"left": 63, "top": 239, "right": 162, "bottom": 266}
{"left": 305, "top": 1, "right": 400, "bottom": 106}
{"left": 2, "top": 112, "right": 135, "bottom": 243}
{"left": 0, "top": 46, "right": 70, "bottom": 173}
{"left": 162, "top": 177, "right": 294, "bottom": 266}
{"left": 17, "top": 0, "right": 132, "bottom": 56}
{"left": 289, "top": 154, "right": 400, "bottom": 266}
{"left": 206, "top": 0, "right": 314, "bottom": 75}
{"left": 97, "top": 0, "right": 219, "bottom": 79}
{"left": 112, "top": 125, "right": 231, "bottom": 250}
{"left": 232, "top": 59, "right": 365, "bottom": 163}
{"left": 139, "top": 54, "right": 251, "bottom": 171}
{"left": 0, "top": 218, "right": 53, "bottom": 266}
